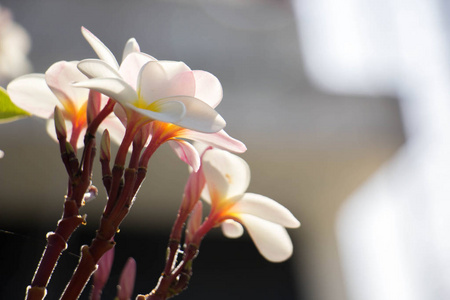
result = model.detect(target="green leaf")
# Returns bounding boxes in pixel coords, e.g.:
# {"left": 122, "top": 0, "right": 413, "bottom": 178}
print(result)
{"left": 0, "top": 86, "right": 30, "bottom": 123}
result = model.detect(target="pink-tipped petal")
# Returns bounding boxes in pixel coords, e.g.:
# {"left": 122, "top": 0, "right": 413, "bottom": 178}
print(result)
{"left": 128, "top": 98, "right": 185, "bottom": 123}
{"left": 119, "top": 52, "right": 155, "bottom": 89}
{"left": 122, "top": 37, "right": 140, "bottom": 60}
{"left": 186, "top": 201, "right": 203, "bottom": 244}
{"left": 81, "top": 27, "right": 119, "bottom": 69}
{"left": 183, "top": 129, "right": 247, "bottom": 153}
{"left": 7, "top": 74, "right": 59, "bottom": 118}
{"left": 45, "top": 61, "right": 89, "bottom": 111}
{"left": 73, "top": 78, "right": 138, "bottom": 106}
{"left": 167, "top": 96, "right": 225, "bottom": 133}
{"left": 117, "top": 257, "right": 136, "bottom": 300}
{"left": 92, "top": 248, "right": 115, "bottom": 300}
{"left": 168, "top": 139, "right": 200, "bottom": 171}
{"left": 238, "top": 214, "right": 294, "bottom": 262}
{"left": 202, "top": 149, "right": 250, "bottom": 200}
{"left": 229, "top": 193, "right": 300, "bottom": 228}
{"left": 77, "top": 59, "right": 121, "bottom": 79}
{"left": 221, "top": 219, "right": 244, "bottom": 238}
{"left": 193, "top": 70, "right": 223, "bottom": 108}
{"left": 138, "top": 61, "right": 195, "bottom": 104}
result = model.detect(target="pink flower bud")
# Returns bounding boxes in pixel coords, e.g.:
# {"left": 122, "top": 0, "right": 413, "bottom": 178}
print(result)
{"left": 87, "top": 90, "right": 101, "bottom": 124}
{"left": 185, "top": 201, "right": 203, "bottom": 246}
{"left": 117, "top": 257, "right": 136, "bottom": 300}
{"left": 91, "top": 247, "right": 114, "bottom": 300}
{"left": 100, "top": 129, "right": 111, "bottom": 161}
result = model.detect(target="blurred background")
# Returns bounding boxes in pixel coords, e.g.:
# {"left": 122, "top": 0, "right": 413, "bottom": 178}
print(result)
{"left": 3, "top": 0, "right": 448, "bottom": 299}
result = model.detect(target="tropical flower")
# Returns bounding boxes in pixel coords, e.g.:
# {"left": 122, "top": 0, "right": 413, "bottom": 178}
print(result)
{"left": 192, "top": 146, "right": 300, "bottom": 262}
{"left": 76, "top": 28, "right": 244, "bottom": 170}
{"left": 7, "top": 60, "right": 121, "bottom": 149}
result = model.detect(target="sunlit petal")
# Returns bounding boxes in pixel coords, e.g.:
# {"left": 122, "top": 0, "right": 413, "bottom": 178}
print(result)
{"left": 73, "top": 78, "right": 138, "bottom": 106}
{"left": 229, "top": 193, "right": 300, "bottom": 228}
{"left": 221, "top": 219, "right": 244, "bottom": 238}
{"left": 193, "top": 70, "right": 223, "bottom": 108}
{"left": 168, "top": 139, "right": 200, "bottom": 171}
{"left": 182, "top": 129, "right": 246, "bottom": 153}
{"left": 81, "top": 27, "right": 119, "bottom": 69}
{"left": 138, "top": 61, "right": 195, "bottom": 104}
{"left": 77, "top": 59, "right": 121, "bottom": 79}
{"left": 238, "top": 214, "right": 294, "bottom": 262}
{"left": 119, "top": 52, "right": 155, "bottom": 89}
{"left": 202, "top": 149, "right": 250, "bottom": 200}
{"left": 122, "top": 37, "right": 140, "bottom": 60}
{"left": 127, "top": 98, "right": 185, "bottom": 124}
{"left": 7, "top": 74, "right": 59, "bottom": 118}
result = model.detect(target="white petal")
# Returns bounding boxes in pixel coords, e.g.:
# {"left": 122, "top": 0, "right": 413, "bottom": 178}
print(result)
{"left": 202, "top": 149, "right": 250, "bottom": 200}
{"left": 168, "top": 96, "right": 225, "bottom": 133}
{"left": 221, "top": 220, "right": 244, "bottom": 238}
{"left": 127, "top": 99, "right": 185, "bottom": 124}
{"left": 73, "top": 78, "right": 138, "bottom": 106}
{"left": 183, "top": 129, "right": 247, "bottom": 153}
{"left": 137, "top": 61, "right": 195, "bottom": 103}
{"left": 81, "top": 27, "right": 119, "bottom": 69}
{"left": 122, "top": 38, "right": 140, "bottom": 60}
{"left": 99, "top": 115, "right": 125, "bottom": 146}
{"left": 119, "top": 52, "right": 155, "bottom": 89}
{"left": 193, "top": 70, "right": 223, "bottom": 108}
{"left": 77, "top": 59, "right": 121, "bottom": 79}
{"left": 7, "top": 74, "right": 60, "bottom": 118}
{"left": 45, "top": 61, "right": 89, "bottom": 111}
{"left": 229, "top": 193, "right": 300, "bottom": 228}
{"left": 168, "top": 140, "right": 200, "bottom": 171}
{"left": 238, "top": 214, "right": 294, "bottom": 262}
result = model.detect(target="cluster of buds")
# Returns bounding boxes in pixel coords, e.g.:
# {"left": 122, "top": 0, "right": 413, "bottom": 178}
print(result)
{"left": 3, "top": 27, "right": 300, "bottom": 300}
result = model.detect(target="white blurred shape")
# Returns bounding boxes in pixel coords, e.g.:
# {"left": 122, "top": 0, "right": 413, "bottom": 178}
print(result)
{"left": 294, "top": 0, "right": 450, "bottom": 299}
{"left": 0, "top": 5, "right": 32, "bottom": 84}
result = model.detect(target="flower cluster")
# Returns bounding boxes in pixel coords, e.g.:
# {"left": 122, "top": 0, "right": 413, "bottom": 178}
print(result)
{"left": 2, "top": 27, "right": 299, "bottom": 300}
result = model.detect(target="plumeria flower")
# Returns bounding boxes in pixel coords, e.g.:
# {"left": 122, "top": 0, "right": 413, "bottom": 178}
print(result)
{"left": 75, "top": 28, "right": 244, "bottom": 170}
{"left": 7, "top": 61, "right": 120, "bottom": 150}
{"left": 193, "top": 146, "right": 300, "bottom": 262}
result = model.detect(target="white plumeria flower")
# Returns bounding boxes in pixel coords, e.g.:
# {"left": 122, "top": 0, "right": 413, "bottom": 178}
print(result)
{"left": 76, "top": 28, "right": 243, "bottom": 170}
{"left": 7, "top": 60, "right": 121, "bottom": 149}
{"left": 198, "top": 147, "right": 300, "bottom": 262}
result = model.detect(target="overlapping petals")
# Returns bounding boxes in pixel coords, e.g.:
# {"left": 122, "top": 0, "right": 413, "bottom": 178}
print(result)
{"left": 199, "top": 148, "right": 300, "bottom": 262}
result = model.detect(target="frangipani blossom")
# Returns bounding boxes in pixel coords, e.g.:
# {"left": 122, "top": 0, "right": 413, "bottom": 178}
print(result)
{"left": 7, "top": 61, "right": 88, "bottom": 149}
{"left": 74, "top": 28, "right": 243, "bottom": 169}
{"left": 196, "top": 147, "right": 300, "bottom": 262}
{"left": 7, "top": 60, "right": 120, "bottom": 149}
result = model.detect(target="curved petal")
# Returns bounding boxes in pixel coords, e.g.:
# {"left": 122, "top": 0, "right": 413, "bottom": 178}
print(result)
{"left": 237, "top": 214, "right": 294, "bottom": 262}
{"left": 229, "top": 193, "right": 300, "bottom": 228}
{"left": 127, "top": 99, "right": 185, "bottom": 124}
{"left": 138, "top": 61, "right": 195, "bottom": 103}
{"left": 81, "top": 27, "right": 119, "bottom": 69}
{"left": 182, "top": 129, "right": 246, "bottom": 153}
{"left": 202, "top": 149, "right": 250, "bottom": 200}
{"left": 119, "top": 52, "right": 155, "bottom": 89}
{"left": 73, "top": 78, "right": 138, "bottom": 106}
{"left": 45, "top": 61, "right": 89, "bottom": 111}
{"left": 168, "top": 96, "right": 226, "bottom": 133}
{"left": 221, "top": 219, "right": 244, "bottom": 238}
{"left": 78, "top": 59, "right": 122, "bottom": 79}
{"left": 7, "top": 74, "right": 60, "bottom": 118}
{"left": 122, "top": 37, "right": 140, "bottom": 60}
{"left": 193, "top": 70, "right": 223, "bottom": 108}
{"left": 168, "top": 139, "right": 200, "bottom": 171}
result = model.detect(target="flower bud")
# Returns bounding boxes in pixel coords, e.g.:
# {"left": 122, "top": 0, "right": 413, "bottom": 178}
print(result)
{"left": 117, "top": 257, "right": 136, "bottom": 300}
{"left": 54, "top": 106, "right": 66, "bottom": 140}
{"left": 87, "top": 90, "right": 101, "bottom": 125}
{"left": 100, "top": 129, "right": 111, "bottom": 161}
